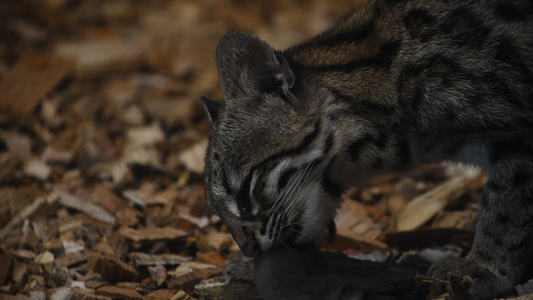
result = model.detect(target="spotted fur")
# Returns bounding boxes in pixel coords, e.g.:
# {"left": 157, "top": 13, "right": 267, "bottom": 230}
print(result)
{"left": 203, "top": 0, "right": 533, "bottom": 297}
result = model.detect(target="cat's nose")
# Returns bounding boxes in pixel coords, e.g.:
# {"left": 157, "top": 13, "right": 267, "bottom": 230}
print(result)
{"left": 241, "top": 235, "right": 261, "bottom": 257}
{"left": 240, "top": 226, "right": 261, "bottom": 257}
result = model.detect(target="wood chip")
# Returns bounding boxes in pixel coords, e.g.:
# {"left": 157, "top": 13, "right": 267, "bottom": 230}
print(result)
{"left": 55, "top": 252, "right": 87, "bottom": 267}
{"left": 169, "top": 261, "right": 217, "bottom": 277}
{"left": 148, "top": 264, "right": 166, "bottom": 286}
{"left": 122, "top": 190, "right": 149, "bottom": 207}
{"left": 431, "top": 211, "right": 477, "bottom": 231}
{"left": 147, "top": 188, "right": 180, "bottom": 206}
{"left": 61, "top": 287, "right": 113, "bottom": 300}
{"left": 41, "top": 146, "right": 75, "bottom": 165}
{"left": 62, "top": 240, "right": 85, "bottom": 254}
{"left": 54, "top": 188, "right": 116, "bottom": 224}
{"left": 0, "top": 52, "right": 73, "bottom": 115}
{"left": 12, "top": 249, "right": 36, "bottom": 259}
{"left": 119, "top": 227, "right": 187, "bottom": 243}
{"left": 35, "top": 251, "right": 54, "bottom": 265}
{"left": 196, "top": 252, "right": 227, "bottom": 265}
{"left": 141, "top": 97, "right": 198, "bottom": 129}
{"left": 87, "top": 251, "right": 139, "bottom": 281}
{"left": 128, "top": 252, "right": 191, "bottom": 267}
{"left": 169, "top": 290, "right": 196, "bottom": 300}
{"left": 0, "top": 131, "right": 32, "bottom": 160}
{"left": 126, "top": 123, "right": 164, "bottom": 146}
{"left": 96, "top": 286, "right": 143, "bottom": 300}
{"left": 143, "top": 289, "right": 180, "bottom": 300}
{"left": 178, "top": 139, "right": 207, "bottom": 174}
{"left": 23, "top": 158, "right": 51, "bottom": 180}
{"left": 168, "top": 263, "right": 224, "bottom": 293}
{"left": 0, "top": 254, "right": 13, "bottom": 285}
{"left": 89, "top": 185, "right": 139, "bottom": 227}
{"left": 396, "top": 171, "right": 481, "bottom": 231}
{"left": 55, "top": 39, "right": 143, "bottom": 76}
{"left": 336, "top": 200, "right": 382, "bottom": 239}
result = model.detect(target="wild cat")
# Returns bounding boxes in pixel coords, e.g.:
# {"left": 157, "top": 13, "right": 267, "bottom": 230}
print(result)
{"left": 201, "top": 0, "right": 533, "bottom": 298}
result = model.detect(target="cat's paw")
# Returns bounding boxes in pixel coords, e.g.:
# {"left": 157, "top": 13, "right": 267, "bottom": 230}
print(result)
{"left": 428, "top": 257, "right": 513, "bottom": 300}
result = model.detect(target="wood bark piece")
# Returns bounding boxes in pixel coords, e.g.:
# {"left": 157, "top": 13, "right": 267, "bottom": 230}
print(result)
{"left": 144, "top": 289, "right": 195, "bottom": 300}
{"left": 169, "top": 290, "right": 196, "bottom": 300}
{"left": 23, "top": 158, "right": 51, "bottom": 180}
{"left": 87, "top": 251, "right": 139, "bottom": 282}
{"left": 90, "top": 185, "right": 140, "bottom": 227}
{"left": 148, "top": 264, "right": 166, "bottom": 286}
{"left": 168, "top": 262, "right": 224, "bottom": 293}
{"left": 12, "top": 249, "right": 36, "bottom": 259}
{"left": 54, "top": 189, "right": 116, "bottom": 224}
{"left": 0, "top": 52, "right": 73, "bottom": 115}
{"left": 55, "top": 252, "right": 87, "bottom": 267}
{"left": 119, "top": 227, "right": 187, "bottom": 243}
{"left": 122, "top": 190, "right": 149, "bottom": 207}
{"left": 41, "top": 146, "right": 75, "bottom": 165}
{"left": 396, "top": 170, "right": 481, "bottom": 231}
{"left": 0, "top": 253, "right": 13, "bottom": 285}
{"left": 431, "top": 211, "right": 477, "bottom": 231}
{"left": 63, "top": 287, "right": 113, "bottom": 300}
{"left": 12, "top": 261, "right": 28, "bottom": 283}
{"left": 128, "top": 252, "right": 192, "bottom": 267}
{"left": 62, "top": 240, "right": 84, "bottom": 254}
{"left": 35, "top": 251, "right": 54, "bottom": 265}
{"left": 178, "top": 139, "right": 207, "bottom": 174}
{"left": 143, "top": 289, "right": 179, "bottom": 300}
{"left": 55, "top": 39, "right": 143, "bottom": 77}
{"left": 96, "top": 286, "right": 143, "bottom": 300}
{"left": 4, "top": 294, "right": 32, "bottom": 300}
{"left": 0, "top": 131, "right": 32, "bottom": 160}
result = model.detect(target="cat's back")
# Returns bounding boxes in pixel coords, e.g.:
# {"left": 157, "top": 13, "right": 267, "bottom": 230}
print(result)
{"left": 285, "top": 0, "right": 533, "bottom": 134}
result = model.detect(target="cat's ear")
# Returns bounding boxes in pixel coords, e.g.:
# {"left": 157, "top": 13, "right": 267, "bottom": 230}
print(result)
{"left": 201, "top": 96, "right": 221, "bottom": 123}
{"left": 216, "top": 31, "right": 295, "bottom": 99}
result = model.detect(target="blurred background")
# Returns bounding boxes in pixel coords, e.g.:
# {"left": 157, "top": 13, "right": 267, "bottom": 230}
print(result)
{"left": 0, "top": 1, "right": 489, "bottom": 299}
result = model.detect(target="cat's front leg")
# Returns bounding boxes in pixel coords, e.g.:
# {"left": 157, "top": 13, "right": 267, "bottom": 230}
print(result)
{"left": 429, "top": 140, "right": 533, "bottom": 299}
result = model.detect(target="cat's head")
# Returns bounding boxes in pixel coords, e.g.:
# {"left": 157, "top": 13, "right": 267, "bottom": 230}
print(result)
{"left": 203, "top": 31, "right": 343, "bottom": 257}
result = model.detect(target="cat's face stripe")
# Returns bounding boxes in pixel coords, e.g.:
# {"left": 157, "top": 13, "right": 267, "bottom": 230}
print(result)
{"left": 277, "top": 167, "right": 298, "bottom": 192}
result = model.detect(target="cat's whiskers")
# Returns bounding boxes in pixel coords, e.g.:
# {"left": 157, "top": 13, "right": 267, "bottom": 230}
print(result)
{"left": 277, "top": 237, "right": 291, "bottom": 253}
{"left": 269, "top": 159, "right": 309, "bottom": 216}
{"left": 274, "top": 160, "right": 316, "bottom": 233}
{"left": 268, "top": 159, "right": 314, "bottom": 235}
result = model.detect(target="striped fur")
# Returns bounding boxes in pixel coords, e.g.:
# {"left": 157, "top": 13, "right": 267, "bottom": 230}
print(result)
{"left": 203, "top": 0, "right": 533, "bottom": 297}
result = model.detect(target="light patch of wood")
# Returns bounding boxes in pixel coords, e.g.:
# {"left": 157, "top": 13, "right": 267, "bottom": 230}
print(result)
{"left": 396, "top": 168, "right": 482, "bottom": 232}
